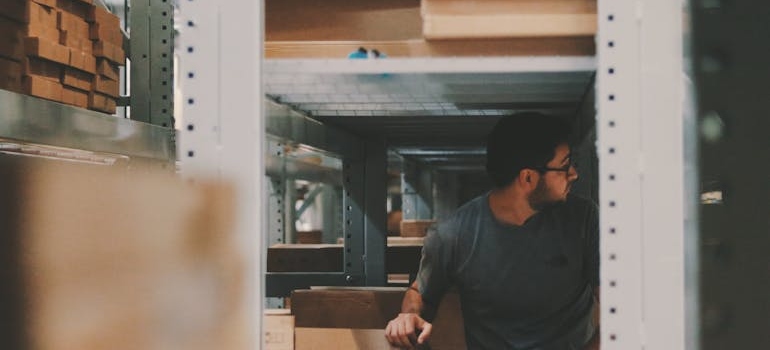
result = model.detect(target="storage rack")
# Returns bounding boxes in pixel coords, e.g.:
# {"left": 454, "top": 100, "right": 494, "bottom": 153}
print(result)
{"left": 6, "top": 0, "right": 767, "bottom": 348}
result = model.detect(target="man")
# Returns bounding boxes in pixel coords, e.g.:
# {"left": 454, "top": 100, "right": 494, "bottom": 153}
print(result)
{"left": 385, "top": 113, "right": 600, "bottom": 349}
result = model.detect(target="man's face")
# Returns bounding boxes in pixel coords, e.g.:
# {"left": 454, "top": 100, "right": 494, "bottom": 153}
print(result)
{"left": 528, "top": 143, "right": 579, "bottom": 210}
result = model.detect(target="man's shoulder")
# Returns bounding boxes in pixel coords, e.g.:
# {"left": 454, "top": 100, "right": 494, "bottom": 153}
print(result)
{"left": 433, "top": 194, "right": 488, "bottom": 237}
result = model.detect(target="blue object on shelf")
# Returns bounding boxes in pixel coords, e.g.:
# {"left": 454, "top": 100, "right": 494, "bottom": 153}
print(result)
{"left": 348, "top": 47, "right": 368, "bottom": 59}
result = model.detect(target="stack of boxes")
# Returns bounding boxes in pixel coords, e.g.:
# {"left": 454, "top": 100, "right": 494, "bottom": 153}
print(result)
{"left": 0, "top": 0, "right": 124, "bottom": 114}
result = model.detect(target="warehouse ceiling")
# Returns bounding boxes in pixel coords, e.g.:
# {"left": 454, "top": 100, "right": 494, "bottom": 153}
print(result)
{"left": 264, "top": 57, "right": 595, "bottom": 171}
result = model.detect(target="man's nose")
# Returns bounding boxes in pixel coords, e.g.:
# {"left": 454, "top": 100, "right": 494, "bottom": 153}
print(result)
{"left": 568, "top": 165, "right": 579, "bottom": 181}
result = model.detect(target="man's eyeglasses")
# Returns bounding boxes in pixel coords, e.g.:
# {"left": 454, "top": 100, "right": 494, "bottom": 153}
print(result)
{"left": 533, "top": 159, "right": 577, "bottom": 174}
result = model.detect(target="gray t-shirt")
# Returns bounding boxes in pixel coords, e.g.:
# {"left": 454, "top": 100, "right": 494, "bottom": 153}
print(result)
{"left": 416, "top": 193, "right": 599, "bottom": 350}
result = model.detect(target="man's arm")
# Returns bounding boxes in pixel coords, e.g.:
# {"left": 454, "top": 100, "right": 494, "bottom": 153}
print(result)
{"left": 385, "top": 282, "right": 434, "bottom": 349}
{"left": 582, "top": 286, "right": 601, "bottom": 350}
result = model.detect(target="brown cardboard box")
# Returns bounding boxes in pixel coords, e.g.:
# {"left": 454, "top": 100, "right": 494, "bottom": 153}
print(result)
{"left": 92, "top": 74, "right": 118, "bottom": 97}
{"left": 96, "top": 57, "right": 118, "bottom": 80}
{"left": 62, "top": 66, "right": 91, "bottom": 90}
{"left": 295, "top": 328, "right": 398, "bottom": 350}
{"left": 0, "top": 1, "right": 27, "bottom": 22}
{"left": 68, "top": 47, "right": 95, "bottom": 73}
{"left": 23, "top": 74, "right": 63, "bottom": 101}
{"left": 0, "top": 159, "right": 247, "bottom": 350}
{"left": 88, "top": 91, "right": 115, "bottom": 113}
{"left": 400, "top": 219, "right": 436, "bottom": 238}
{"left": 264, "top": 310, "right": 295, "bottom": 350}
{"left": 31, "top": 0, "right": 57, "bottom": 8}
{"left": 26, "top": 1, "right": 60, "bottom": 42}
{"left": 57, "top": 10, "right": 89, "bottom": 38}
{"left": 61, "top": 30, "right": 92, "bottom": 53}
{"left": 56, "top": 0, "right": 93, "bottom": 19}
{"left": 291, "top": 288, "right": 466, "bottom": 350}
{"left": 0, "top": 17, "right": 25, "bottom": 61}
{"left": 0, "top": 56, "right": 23, "bottom": 92}
{"left": 25, "top": 37, "right": 69, "bottom": 65}
{"left": 89, "top": 21, "right": 122, "bottom": 46}
{"left": 61, "top": 85, "right": 88, "bottom": 108}
{"left": 23, "top": 57, "right": 62, "bottom": 82}
{"left": 93, "top": 40, "right": 124, "bottom": 64}
{"left": 87, "top": 4, "right": 119, "bottom": 28}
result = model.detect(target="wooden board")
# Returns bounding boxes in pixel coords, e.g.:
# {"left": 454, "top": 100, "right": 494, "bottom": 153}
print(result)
{"left": 422, "top": 0, "right": 597, "bottom": 39}
{"left": 265, "top": 37, "right": 595, "bottom": 58}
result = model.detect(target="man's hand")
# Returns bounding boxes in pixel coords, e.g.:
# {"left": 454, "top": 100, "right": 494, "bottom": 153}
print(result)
{"left": 385, "top": 312, "right": 433, "bottom": 349}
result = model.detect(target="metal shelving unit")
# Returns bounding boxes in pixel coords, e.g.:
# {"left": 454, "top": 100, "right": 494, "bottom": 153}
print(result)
{"left": 0, "top": 89, "right": 174, "bottom": 161}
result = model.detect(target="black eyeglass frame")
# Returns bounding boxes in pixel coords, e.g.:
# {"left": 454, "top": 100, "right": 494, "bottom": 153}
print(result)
{"left": 532, "top": 158, "right": 577, "bottom": 174}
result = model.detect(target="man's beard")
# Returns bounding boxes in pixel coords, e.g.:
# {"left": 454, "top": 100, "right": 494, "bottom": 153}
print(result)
{"left": 528, "top": 178, "right": 568, "bottom": 211}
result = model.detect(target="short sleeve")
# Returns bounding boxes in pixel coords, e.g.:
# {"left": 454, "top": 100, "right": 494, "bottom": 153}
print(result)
{"left": 415, "top": 223, "right": 455, "bottom": 313}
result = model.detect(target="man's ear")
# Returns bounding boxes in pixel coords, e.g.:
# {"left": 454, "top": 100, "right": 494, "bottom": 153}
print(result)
{"left": 518, "top": 169, "right": 535, "bottom": 187}
{"left": 517, "top": 169, "right": 537, "bottom": 188}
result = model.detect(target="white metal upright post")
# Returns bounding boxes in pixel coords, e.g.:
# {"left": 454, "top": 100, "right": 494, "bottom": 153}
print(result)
{"left": 178, "top": 0, "right": 264, "bottom": 348}
{"left": 598, "top": 0, "right": 689, "bottom": 349}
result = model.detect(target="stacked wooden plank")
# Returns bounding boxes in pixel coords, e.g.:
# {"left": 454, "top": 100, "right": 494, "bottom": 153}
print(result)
{"left": 0, "top": 0, "right": 124, "bottom": 114}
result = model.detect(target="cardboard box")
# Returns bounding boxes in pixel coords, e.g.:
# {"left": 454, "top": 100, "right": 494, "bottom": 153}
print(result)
{"left": 23, "top": 74, "right": 63, "bottom": 102}
{"left": 96, "top": 57, "right": 118, "bottom": 80}
{"left": 68, "top": 47, "right": 95, "bottom": 73}
{"left": 23, "top": 57, "right": 62, "bottom": 82}
{"left": 31, "top": 0, "right": 57, "bottom": 8}
{"left": 295, "top": 328, "right": 398, "bottom": 350}
{"left": 92, "top": 74, "right": 118, "bottom": 97}
{"left": 291, "top": 288, "right": 466, "bottom": 350}
{"left": 57, "top": 10, "right": 89, "bottom": 38}
{"left": 93, "top": 39, "right": 124, "bottom": 64}
{"left": 88, "top": 91, "right": 115, "bottom": 114}
{"left": 0, "top": 159, "right": 246, "bottom": 350}
{"left": 61, "top": 85, "right": 88, "bottom": 108}
{"left": 89, "top": 21, "right": 122, "bottom": 46}
{"left": 264, "top": 310, "right": 294, "bottom": 350}
{"left": 25, "top": 37, "right": 70, "bottom": 65}
{"left": 61, "top": 30, "right": 92, "bottom": 53}
{"left": 62, "top": 66, "right": 91, "bottom": 90}
{"left": 400, "top": 219, "right": 436, "bottom": 238}
{"left": 0, "top": 1, "right": 28, "bottom": 22}
{"left": 0, "top": 56, "right": 23, "bottom": 92}
{"left": 26, "top": 1, "right": 60, "bottom": 42}
{"left": 87, "top": 4, "right": 119, "bottom": 28}
{"left": 0, "top": 17, "right": 25, "bottom": 61}
{"left": 56, "top": 0, "right": 93, "bottom": 19}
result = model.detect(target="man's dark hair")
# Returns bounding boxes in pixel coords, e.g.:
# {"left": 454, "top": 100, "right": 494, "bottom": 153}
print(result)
{"left": 486, "top": 112, "right": 573, "bottom": 188}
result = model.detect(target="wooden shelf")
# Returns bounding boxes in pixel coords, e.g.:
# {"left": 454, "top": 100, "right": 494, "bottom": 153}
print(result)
{"left": 265, "top": 0, "right": 596, "bottom": 58}
{"left": 266, "top": 37, "right": 595, "bottom": 58}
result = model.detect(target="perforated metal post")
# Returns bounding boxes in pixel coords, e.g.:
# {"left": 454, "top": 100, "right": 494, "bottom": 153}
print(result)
{"left": 129, "top": 0, "right": 173, "bottom": 126}
{"left": 402, "top": 159, "right": 434, "bottom": 220}
{"left": 177, "top": 0, "right": 263, "bottom": 347}
{"left": 598, "top": 0, "right": 689, "bottom": 348}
